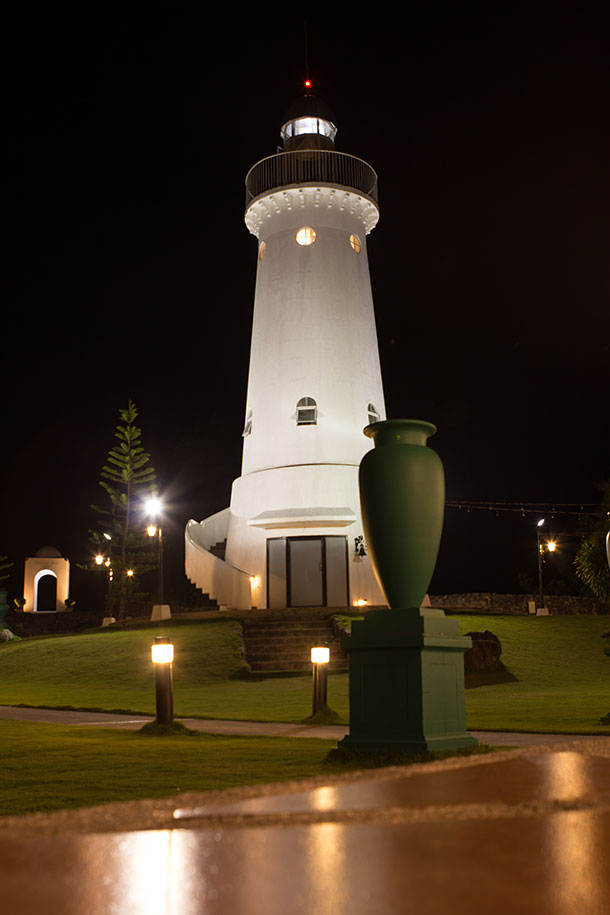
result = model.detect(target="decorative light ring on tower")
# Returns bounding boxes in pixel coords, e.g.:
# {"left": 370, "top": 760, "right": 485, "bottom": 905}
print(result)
{"left": 350, "top": 233, "right": 362, "bottom": 254}
{"left": 296, "top": 227, "right": 316, "bottom": 246}
{"left": 245, "top": 187, "right": 379, "bottom": 237}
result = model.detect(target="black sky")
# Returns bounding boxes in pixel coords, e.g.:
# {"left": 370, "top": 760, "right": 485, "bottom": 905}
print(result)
{"left": 4, "top": 11, "right": 609, "bottom": 605}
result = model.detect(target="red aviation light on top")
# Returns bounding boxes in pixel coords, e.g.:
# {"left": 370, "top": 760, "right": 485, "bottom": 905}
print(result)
{"left": 304, "top": 79, "right": 312, "bottom": 90}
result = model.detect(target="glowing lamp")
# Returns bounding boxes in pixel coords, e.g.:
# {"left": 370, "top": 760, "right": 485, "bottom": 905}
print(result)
{"left": 547, "top": 541, "right": 557, "bottom": 552}
{"left": 356, "top": 598, "right": 368, "bottom": 607}
{"left": 304, "top": 79, "right": 311, "bottom": 88}
{"left": 95, "top": 554, "right": 104, "bottom": 566}
{"left": 126, "top": 569, "right": 134, "bottom": 577}
{"left": 146, "top": 497, "right": 162, "bottom": 518}
{"left": 147, "top": 524, "right": 157, "bottom": 537}
{"left": 151, "top": 636, "right": 174, "bottom": 725}
{"left": 311, "top": 646, "right": 330, "bottom": 665}
{"left": 152, "top": 641, "right": 174, "bottom": 664}
{"left": 311, "top": 646, "right": 329, "bottom": 714}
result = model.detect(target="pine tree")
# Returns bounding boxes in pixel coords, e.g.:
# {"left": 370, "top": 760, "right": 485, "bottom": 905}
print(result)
{"left": 0, "top": 556, "right": 12, "bottom": 583}
{"left": 91, "top": 401, "right": 157, "bottom": 619}
{"left": 574, "top": 478, "right": 610, "bottom": 608}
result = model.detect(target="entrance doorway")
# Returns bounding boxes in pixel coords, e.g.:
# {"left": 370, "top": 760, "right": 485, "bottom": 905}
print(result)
{"left": 267, "top": 536, "right": 349, "bottom": 608}
{"left": 36, "top": 572, "right": 57, "bottom": 612}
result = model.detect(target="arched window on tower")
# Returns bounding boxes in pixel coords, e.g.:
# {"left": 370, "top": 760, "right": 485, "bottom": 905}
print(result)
{"left": 242, "top": 409, "right": 253, "bottom": 437}
{"left": 296, "top": 397, "right": 317, "bottom": 426}
{"left": 367, "top": 403, "right": 380, "bottom": 425}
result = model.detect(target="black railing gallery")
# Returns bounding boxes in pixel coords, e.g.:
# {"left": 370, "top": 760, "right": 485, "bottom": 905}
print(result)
{"left": 245, "top": 150, "right": 378, "bottom": 206}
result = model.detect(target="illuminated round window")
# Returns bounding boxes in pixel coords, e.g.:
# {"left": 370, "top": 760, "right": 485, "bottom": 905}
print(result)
{"left": 350, "top": 233, "right": 361, "bottom": 254}
{"left": 296, "top": 226, "right": 316, "bottom": 246}
{"left": 258, "top": 241, "right": 266, "bottom": 260}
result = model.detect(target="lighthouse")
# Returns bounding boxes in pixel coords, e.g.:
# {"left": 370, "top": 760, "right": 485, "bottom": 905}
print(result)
{"left": 185, "top": 88, "right": 387, "bottom": 610}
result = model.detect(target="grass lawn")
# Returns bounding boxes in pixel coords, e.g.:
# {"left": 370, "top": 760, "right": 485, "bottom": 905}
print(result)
{"left": 456, "top": 613, "right": 610, "bottom": 733}
{"left": 0, "top": 719, "right": 493, "bottom": 818}
{"left": 1, "top": 614, "right": 609, "bottom": 733}
{"left": 0, "top": 719, "right": 336, "bottom": 817}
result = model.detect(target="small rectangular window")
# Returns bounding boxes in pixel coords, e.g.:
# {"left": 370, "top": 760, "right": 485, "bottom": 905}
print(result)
{"left": 297, "top": 409, "right": 316, "bottom": 425}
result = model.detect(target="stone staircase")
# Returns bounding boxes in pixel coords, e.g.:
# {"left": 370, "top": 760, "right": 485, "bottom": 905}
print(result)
{"left": 241, "top": 611, "right": 348, "bottom": 673}
{"left": 209, "top": 539, "right": 226, "bottom": 560}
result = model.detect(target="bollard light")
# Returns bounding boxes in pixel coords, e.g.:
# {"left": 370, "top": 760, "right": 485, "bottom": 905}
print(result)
{"left": 311, "top": 646, "right": 330, "bottom": 665}
{"left": 151, "top": 636, "right": 174, "bottom": 724}
{"left": 151, "top": 641, "right": 174, "bottom": 664}
{"left": 311, "top": 645, "right": 330, "bottom": 715}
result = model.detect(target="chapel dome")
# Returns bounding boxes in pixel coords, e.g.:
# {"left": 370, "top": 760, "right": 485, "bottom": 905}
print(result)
{"left": 35, "top": 545, "right": 63, "bottom": 558}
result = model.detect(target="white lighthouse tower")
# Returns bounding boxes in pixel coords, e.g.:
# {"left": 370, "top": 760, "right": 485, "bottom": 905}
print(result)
{"left": 185, "top": 89, "right": 387, "bottom": 610}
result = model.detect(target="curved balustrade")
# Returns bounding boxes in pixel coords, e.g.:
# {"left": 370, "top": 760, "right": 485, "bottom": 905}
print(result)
{"left": 185, "top": 514, "right": 252, "bottom": 609}
{"left": 246, "top": 150, "right": 378, "bottom": 207}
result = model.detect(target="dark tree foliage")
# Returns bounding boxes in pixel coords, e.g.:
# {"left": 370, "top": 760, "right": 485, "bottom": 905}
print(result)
{"left": 574, "top": 479, "right": 610, "bottom": 608}
{"left": 0, "top": 556, "right": 12, "bottom": 583}
{"left": 91, "top": 401, "right": 157, "bottom": 619}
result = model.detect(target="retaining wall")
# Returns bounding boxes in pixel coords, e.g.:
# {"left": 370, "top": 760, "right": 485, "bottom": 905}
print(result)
{"left": 430, "top": 593, "right": 605, "bottom": 615}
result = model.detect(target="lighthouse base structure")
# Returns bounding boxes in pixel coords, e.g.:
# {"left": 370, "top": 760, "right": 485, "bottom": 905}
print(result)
{"left": 338, "top": 609, "right": 477, "bottom": 753}
{"left": 185, "top": 463, "right": 386, "bottom": 611}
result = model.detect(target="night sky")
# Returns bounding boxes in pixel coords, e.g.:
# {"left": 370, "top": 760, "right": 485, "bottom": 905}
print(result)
{"left": 4, "top": 11, "right": 609, "bottom": 607}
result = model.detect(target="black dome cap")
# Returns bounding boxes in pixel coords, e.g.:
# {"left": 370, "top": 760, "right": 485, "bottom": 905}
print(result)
{"left": 281, "top": 94, "right": 336, "bottom": 126}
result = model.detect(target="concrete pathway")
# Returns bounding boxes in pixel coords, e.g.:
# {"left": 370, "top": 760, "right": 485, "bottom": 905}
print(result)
{"left": 1, "top": 704, "right": 608, "bottom": 746}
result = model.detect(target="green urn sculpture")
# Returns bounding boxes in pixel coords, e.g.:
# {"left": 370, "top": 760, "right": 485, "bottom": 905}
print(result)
{"left": 359, "top": 419, "right": 444, "bottom": 609}
{"left": 339, "top": 419, "right": 476, "bottom": 754}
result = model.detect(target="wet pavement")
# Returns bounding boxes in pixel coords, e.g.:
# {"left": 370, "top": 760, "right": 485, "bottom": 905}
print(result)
{"left": 0, "top": 739, "right": 609, "bottom": 913}
{"left": 2, "top": 707, "right": 610, "bottom": 913}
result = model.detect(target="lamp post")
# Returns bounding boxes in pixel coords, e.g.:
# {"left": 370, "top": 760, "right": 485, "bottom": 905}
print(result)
{"left": 147, "top": 522, "right": 163, "bottom": 604}
{"left": 151, "top": 636, "right": 174, "bottom": 725}
{"left": 536, "top": 520, "right": 557, "bottom": 612}
{"left": 536, "top": 519, "right": 546, "bottom": 608}
{"left": 146, "top": 497, "right": 170, "bottom": 621}
{"left": 311, "top": 646, "right": 330, "bottom": 715}
{"left": 97, "top": 533, "right": 115, "bottom": 626}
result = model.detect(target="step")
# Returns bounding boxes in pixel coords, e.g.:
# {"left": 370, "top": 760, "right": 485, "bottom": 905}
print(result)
{"left": 243, "top": 622, "right": 332, "bottom": 628}
{"left": 248, "top": 658, "right": 348, "bottom": 672}
{"left": 240, "top": 612, "right": 344, "bottom": 673}
{"left": 247, "top": 647, "right": 347, "bottom": 661}
{"left": 243, "top": 631, "right": 336, "bottom": 642}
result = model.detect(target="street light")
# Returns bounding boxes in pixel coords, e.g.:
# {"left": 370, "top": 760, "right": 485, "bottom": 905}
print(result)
{"left": 311, "top": 646, "right": 330, "bottom": 715}
{"left": 146, "top": 497, "right": 170, "bottom": 621}
{"left": 536, "top": 519, "right": 546, "bottom": 608}
{"left": 151, "top": 635, "right": 174, "bottom": 724}
{"left": 536, "top": 520, "right": 556, "bottom": 611}
{"left": 97, "top": 533, "right": 114, "bottom": 626}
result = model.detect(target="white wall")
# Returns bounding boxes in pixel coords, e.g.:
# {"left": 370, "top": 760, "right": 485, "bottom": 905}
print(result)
{"left": 241, "top": 186, "right": 385, "bottom": 475}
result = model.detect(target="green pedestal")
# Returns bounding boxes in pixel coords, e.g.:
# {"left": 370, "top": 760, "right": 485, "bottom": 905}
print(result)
{"left": 339, "top": 608, "right": 477, "bottom": 753}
